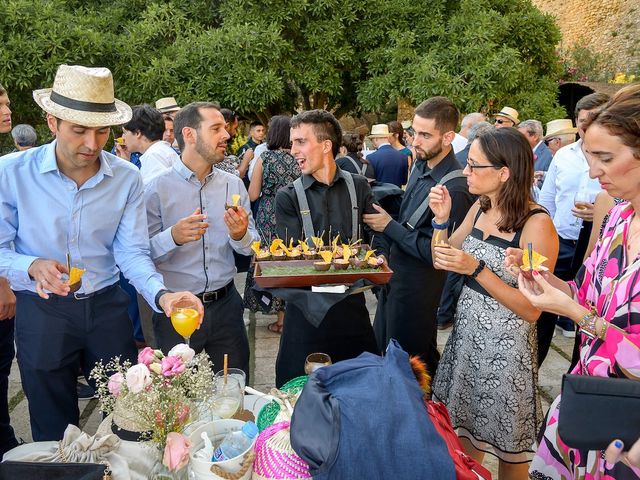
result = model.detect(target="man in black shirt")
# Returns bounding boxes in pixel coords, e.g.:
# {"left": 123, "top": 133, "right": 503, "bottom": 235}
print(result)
{"left": 274, "top": 110, "right": 378, "bottom": 386}
{"left": 364, "top": 97, "right": 474, "bottom": 376}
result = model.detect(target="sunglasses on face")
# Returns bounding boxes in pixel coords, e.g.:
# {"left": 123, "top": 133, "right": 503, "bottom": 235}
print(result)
{"left": 544, "top": 137, "right": 559, "bottom": 146}
{"left": 494, "top": 119, "right": 511, "bottom": 125}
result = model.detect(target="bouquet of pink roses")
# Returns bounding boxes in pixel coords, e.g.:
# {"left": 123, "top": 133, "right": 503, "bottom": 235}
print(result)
{"left": 91, "top": 344, "right": 213, "bottom": 472}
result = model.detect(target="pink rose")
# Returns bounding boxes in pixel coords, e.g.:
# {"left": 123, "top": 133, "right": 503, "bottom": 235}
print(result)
{"left": 163, "top": 432, "right": 191, "bottom": 471}
{"left": 161, "top": 356, "right": 185, "bottom": 377}
{"left": 137, "top": 347, "right": 156, "bottom": 366}
{"left": 125, "top": 364, "right": 152, "bottom": 393}
{"left": 107, "top": 372, "right": 124, "bottom": 396}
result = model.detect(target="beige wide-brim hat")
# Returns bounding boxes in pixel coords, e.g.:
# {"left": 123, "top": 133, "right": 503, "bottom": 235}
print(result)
{"left": 33, "top": 65, "right": 132, "bottom": 128}
{"left": 368, "top": 123, "right": 391, "bottom": 138}
{"left": 544, "top": 119, "right": 578, "bottom": 139}
{"left": 494, "top": 106, "right": 519, "bottom": 124}
{"left": 155, "top": 96, "right": 181, "bottom": 113}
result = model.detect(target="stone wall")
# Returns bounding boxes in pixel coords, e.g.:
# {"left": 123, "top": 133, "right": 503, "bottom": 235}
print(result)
{"left": 532, "top": 0, "right": 640, "bottom": 72}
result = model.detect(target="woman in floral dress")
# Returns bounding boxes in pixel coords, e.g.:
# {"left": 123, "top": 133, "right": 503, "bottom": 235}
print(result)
{"left": 518, "top": 84, "right": 640, "bottom": 480}
{"left": 428, "top": 128, "right": 559, "bottom": 479}
{"left": 244, "top": 116, "right": 301, "bottom": 333}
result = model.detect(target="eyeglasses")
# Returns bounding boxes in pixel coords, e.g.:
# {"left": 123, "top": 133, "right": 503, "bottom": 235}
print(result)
{"left": 544, "top": 137, "right": 559, "bottom": 146}
{"left": 466, "top": 161, "right": 501, "bottom": 172}
{"left": 494, "top": 119, "right": 511, "bottom": 125}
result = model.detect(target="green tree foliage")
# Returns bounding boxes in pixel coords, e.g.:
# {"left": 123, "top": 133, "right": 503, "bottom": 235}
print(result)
{"left": 0, "top": 0, "right": 565, "bottom": 140}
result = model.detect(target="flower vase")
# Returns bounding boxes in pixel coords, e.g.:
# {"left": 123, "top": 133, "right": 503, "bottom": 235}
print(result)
{"left": 151, "top": 454, "right": 188, "bottom": 480}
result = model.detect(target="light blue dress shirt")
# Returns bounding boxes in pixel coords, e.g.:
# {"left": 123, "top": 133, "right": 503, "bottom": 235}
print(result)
{"left": 0, "top": 141, "right": 166, "bottom": 308}
{"left": 144, "top": 158, "right": 258, "bottom": 294}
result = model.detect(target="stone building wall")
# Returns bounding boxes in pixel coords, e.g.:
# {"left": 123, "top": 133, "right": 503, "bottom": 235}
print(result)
{"left": 532, "top": 0, "right": 640, "bottom": 73}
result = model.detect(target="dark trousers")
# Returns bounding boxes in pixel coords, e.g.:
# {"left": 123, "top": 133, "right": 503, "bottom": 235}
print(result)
{"left": 15, "top": 286, "right": 137, "bottom": 441}
{"left": 153, "top": 286, "right": 249, "bottom": 384}
{"left": 0, "top": 317, "right": 17, "bottom": 458}
{"left": 119, "top": 273, "right": 144, "bottom": 342}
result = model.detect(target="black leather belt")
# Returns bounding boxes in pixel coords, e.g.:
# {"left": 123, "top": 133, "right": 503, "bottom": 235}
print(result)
{"left": 196, "top": 281, "right": 234, "bottom": 304}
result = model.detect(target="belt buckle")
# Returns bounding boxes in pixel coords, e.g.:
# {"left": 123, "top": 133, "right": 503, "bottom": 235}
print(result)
{"left": 202, "top": 291, "right": 217, "bottom": 303}
{"left": 73, "top": 292, "right": 90, "bottom": 300}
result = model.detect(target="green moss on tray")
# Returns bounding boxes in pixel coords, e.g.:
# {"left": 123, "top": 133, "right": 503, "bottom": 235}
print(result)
{"left": 259, "top": 265, "right": 364, "bottom": 276}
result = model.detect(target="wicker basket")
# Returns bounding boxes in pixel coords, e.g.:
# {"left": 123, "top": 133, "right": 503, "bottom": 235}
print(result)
{"left": 251, "top": 422, "right": 311, "bottom": 480}
{"left": 256, "top": 376, "right": 308, "bottom": 432}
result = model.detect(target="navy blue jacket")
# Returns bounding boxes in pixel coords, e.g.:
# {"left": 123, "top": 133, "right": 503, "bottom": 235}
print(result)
{"left": 367, "top": 144, "right": 408, "bottom": 187}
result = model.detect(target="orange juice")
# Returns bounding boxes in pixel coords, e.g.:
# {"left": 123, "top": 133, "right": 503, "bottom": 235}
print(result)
{"left": 171, "top": 308, "right": 200, "bottom": 338}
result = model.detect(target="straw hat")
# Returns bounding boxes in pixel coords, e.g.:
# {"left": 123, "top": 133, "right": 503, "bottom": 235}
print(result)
{"left": 544, "top": 119, "right": 578, "bottom": 139}
{"left": 155, "top": 97, "right": 180, "bottom": 113}
{"left": 33, "top": 65, "right": 132, "bottom": 127}
{"left": 368, "top": 124, "right": 391, "bottom": 138}
{"left": 494, "top": 106, "right": 519, "bottom": 124}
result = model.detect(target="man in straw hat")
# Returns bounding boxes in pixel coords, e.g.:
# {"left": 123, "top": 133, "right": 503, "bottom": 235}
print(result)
{"left": 0, "top": 83, "right": 19, "bottom": 459}
{"left": 0, "top": 65, "right": 203, "bottom": 441}
{"left": 537, "top": 92, "right": 609, "bottom": 366}
{"left": 542, "top": 118, "right": 579, "bottom": 157}
{"left": 155, "top": 96, "right": 181, "bottom": 118}
{"left": 493, "top": 106, "right": 519, "bottom": 128}
{"left": 366, "top": 123, "right": 409, "bottom": 187}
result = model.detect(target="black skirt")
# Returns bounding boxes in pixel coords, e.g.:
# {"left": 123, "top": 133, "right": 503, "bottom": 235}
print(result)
{"left": 275, "top": 292, "right": 378, "bottom": 387}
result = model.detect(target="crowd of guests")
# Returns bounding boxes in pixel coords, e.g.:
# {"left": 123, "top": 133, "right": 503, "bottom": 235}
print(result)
{"left": 0, "top": 64, "right": 639, "bottom": 479}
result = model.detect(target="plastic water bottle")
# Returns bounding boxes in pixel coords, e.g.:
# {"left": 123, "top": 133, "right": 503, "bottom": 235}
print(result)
{"left": 212, "top": 421, "right": 258, "bottom": 462}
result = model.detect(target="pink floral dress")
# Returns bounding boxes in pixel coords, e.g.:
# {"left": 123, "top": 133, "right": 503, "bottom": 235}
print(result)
{"left": 530, "top": 203, "right": 640, "bottom": 480}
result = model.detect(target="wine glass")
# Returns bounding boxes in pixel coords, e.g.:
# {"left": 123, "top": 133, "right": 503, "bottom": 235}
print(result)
{"left": 211, "top": 376, "right": 242, "bottom": 419}
{"left": 571, "top": 189, "right": 594, "bottom": 227}
{"left": 304, "top": 353, "right": 332, "bottom": 375}
{"left": 170, "top": 300, "right": 200, "bottom": 346}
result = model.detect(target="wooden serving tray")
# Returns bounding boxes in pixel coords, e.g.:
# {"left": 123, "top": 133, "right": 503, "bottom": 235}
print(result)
{"left": 254, "top": 259, "right": 393, "bottom": 288}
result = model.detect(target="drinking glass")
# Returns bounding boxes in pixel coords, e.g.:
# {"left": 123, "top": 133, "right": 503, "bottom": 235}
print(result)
{"left": 304, "top": 353, "right": 332, "bottom": 375}
{"left": 170, "top": 300, "right": 200, "bottom": 346}
{"left": 211, "top": 376, "right": 242, "bottom": 419}
{"left": 215, "top": 368, "right": 246, "bottom": 409}
{"left": 571, "top": 190, "right": 594, "bottom": 227}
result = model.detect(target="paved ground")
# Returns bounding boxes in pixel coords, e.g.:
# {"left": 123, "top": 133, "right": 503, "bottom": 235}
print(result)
{"left": 7, "top": 273, "right": 575, "bottom": 475}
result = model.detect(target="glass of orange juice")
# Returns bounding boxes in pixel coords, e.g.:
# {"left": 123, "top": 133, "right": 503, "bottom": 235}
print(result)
{"left": 170, "top": 300, "right": 200, "bottom": 346}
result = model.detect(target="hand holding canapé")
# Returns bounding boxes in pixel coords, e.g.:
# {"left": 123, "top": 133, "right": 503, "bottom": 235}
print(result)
{"left": 428, "top": 185, "right": 452, "bottom": 223}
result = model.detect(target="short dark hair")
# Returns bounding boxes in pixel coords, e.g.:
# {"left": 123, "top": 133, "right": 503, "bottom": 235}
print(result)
{"left": 123, "top": 104, "right": 164, "bottom": 142}
{"left": 250, "top": 121, "right": 264, "bottom": 129}
{"left": 414, "top": 96, "right": 459, "bottom": 134}
{"left": 266, "top": 115, "right": 291, "bottom": 150}
{"left": 0, "top": 83, "right": 6, "bottom": 96}
{"left": 290, "top": 109, "right": 343, "bottom": 157}
{"left": 220, "top": 108, "right": 238, "bottom": 124}
{"left": 575, "top": 92, "right": 610, "bottom": 118}
{"left": 173, "top": 102, "right": 220, "bottom": 151}
{"left": 475, "top": 128, "right": 534, "bottom": 233}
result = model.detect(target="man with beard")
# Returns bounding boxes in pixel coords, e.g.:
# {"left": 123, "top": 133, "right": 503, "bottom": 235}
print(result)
{"left": 364, "top": 97, "right": 474, "bottom": 376}
{"left": 274, "top": 109, "right": 378, "bottom": 386}
{"left": 144, "top": 102, "right": 258, "bottom": 379}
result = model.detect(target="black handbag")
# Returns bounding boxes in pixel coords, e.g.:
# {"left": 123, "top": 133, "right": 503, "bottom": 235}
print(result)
{"left": 0, "top": 461, "right": 110, "bottom": 479}
{"left": 558, "top": 374, "right": 640, "bottom": 451}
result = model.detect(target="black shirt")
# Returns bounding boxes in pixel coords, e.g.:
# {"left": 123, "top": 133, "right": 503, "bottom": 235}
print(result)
{"left": 336, "top": 153, "right": 375, "bottom": 180}
{"left": 237, "top": 138, "right": 259, "bottom": 158}
{"left": 373, "top": 148, "right": 474, "bottom": 266}
{"left": 275, "top": 166, "right": 376, "bottom": 244}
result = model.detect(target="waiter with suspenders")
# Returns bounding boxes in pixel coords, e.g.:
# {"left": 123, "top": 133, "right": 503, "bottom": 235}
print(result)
{"left": 274, "top": 110, "right": 378, "bottom": 386}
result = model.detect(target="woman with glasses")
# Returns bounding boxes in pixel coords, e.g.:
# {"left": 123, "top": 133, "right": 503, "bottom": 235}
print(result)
{"left": 428, "top": 128, "right": 559, "bottom": 479}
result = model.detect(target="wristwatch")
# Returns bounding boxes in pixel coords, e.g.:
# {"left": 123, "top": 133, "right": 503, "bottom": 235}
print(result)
{"left": 155, "top": 289, "right": 171, "bottom": 310}
{"left": 469, "top": 260, "right": 486, "bottom": 279}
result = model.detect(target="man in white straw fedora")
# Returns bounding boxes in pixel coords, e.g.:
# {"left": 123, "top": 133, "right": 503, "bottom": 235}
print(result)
{"left": 493, "top": 106, "right": 519, "bottom": 128}
{"left": 0, "top": 64, "right": 203, "bottom": 441}
{"left": 542, "top": 118, "right": 578, "bottom": 157}
{"left": 366, "top": 123, "right": 409, "bottom": 187}
{"left": 155, "top": 96, "right": 181, "bottom": 118}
